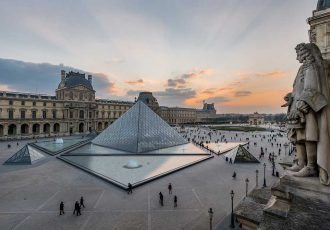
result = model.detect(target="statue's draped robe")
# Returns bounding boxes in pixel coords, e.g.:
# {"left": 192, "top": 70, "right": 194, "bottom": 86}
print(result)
{"left": 293, "top": 61, "right": 330, "bottom": 185}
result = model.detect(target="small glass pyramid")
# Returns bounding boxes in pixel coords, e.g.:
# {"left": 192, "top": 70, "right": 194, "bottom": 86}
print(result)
{"left": 4, "top": 145, "right": 45, "bottom": 165}
{"left": 223, "top": 145, "right": 259, "bottom": 163}
{"left": 92, "top": 101, "right": 188, "bottom": 153}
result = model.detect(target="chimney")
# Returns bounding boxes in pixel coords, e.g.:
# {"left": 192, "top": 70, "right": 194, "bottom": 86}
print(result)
{"left": 88, "top": 75, "right": 92, "bottom": 83}
{"left": 61, "top": 70, "right": 66, "bottom": 81}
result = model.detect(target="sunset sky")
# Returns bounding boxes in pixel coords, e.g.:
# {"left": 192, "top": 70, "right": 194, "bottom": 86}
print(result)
{"left": 0, "top": 0, "right": 317, "bottom": 113}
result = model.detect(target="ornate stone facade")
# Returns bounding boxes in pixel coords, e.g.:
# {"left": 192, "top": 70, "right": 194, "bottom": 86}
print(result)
{"left": 308, "top": 0, "right": 330, "bottom": 61}
{"left": 0, "top": 75, "right": 219, "bottom": 140}
{"left": 0, "top": 70, "right": 133, "bottom": 140}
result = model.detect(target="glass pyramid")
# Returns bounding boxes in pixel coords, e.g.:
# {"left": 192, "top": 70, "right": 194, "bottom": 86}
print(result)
{"left": 4, "top": 145, "right": 45, "bottom": 165}
{"left": 92, "top": 101, "right": 188, "bottom": 153}
{"left": 223, "top": 145, "right": 259, "bottom": 163}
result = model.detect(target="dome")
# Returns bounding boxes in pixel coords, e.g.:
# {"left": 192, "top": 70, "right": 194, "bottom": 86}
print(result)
{"left": 317, "top": 0, "right": 330, "bottom": 11}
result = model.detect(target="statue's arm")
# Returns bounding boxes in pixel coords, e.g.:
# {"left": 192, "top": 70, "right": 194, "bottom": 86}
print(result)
{"left": 299, "top": 65, "right": 327, "bottom": 112}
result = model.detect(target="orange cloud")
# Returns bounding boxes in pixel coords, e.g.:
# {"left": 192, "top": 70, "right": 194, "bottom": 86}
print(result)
{"left": 125, "top": 79, "right": 144, "bottom": 85}
{"left": 185, "top": 87, "right": 232, "bottom": 106}
{"left": 256, "top": 71, "right": 286, "bottom": 78}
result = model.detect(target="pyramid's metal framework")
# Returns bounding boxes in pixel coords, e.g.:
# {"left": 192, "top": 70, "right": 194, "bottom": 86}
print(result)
{"left": 4, "top": 145, "right": 45, "bottom": 165}
{"left": 92, "top": 101, "right": 188, "bottom": 153}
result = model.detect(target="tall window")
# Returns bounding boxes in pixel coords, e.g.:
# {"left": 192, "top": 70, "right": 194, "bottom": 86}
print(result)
{"left": 21, "top": 110, "right": 25, "bottom": 119}
{"left": 8, "top": 110, "right": 14, "bottom": 119}
{"left": 42, "top": 110, "right": 47, "bottom": 119}
{"left": 9, "top": 100, "right": 13, "bottom": 105}
{"left": 32, "top": 111, "right": 37, "bottom": 119}
{"left": 52, "top": 110, "right": 57, "bottom": 119}
{"left": 70, "top": 111, "right": 73, "bottom": 119}
{"left": 79, "top": 110, "right": 84, "bottom": 119}
{"left": 33, "top": 101, "right": 36, "bottom": 106}
{"left": 21, "top": 101, "right": 25, "bottom": 106}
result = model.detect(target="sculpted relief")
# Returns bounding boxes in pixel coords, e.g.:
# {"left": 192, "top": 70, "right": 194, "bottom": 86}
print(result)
{"left": 284, "top": 43, "right": 330, "bottom": 185}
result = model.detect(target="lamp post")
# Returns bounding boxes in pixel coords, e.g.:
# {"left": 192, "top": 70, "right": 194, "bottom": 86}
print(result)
{"left": 230, "top": 190, "right": 235, "bottom": 228}
{"left": 245, "top": 178, "right": 249, "bottom": 197}
{"left": 263, "top": 163, "right": 267, "bottom": 187}
{"left": 255, "top": 169, "right": 259, "bottom": 187}
{"left": 272, "top": 158, "right": 275, "bottom": 176}
{"left": 208, "top": 208, "right": 213, "bottom": 230}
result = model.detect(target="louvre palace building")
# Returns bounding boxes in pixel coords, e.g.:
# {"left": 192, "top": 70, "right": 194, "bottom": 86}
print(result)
{"left": 0, "top": 70, "right": 216, "bottom": 140}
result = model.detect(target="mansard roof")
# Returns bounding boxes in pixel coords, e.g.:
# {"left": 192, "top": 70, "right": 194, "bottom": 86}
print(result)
{"left": 59, "top": 71, "right": 94, "bottom": 91}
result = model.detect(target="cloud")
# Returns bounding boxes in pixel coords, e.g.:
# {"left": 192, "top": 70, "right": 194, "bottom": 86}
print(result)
{"left": 125, "top": 79, "right": 144, "bottom": 85}
{"left": 181, "top": 69, "right": 214, "bottom": 79}
{"left": 185, "top": 86, "right": 232, "bottom": 107}
{"left": 0, "top": 58, "right": 116, "bottom": 98}
{"left": 167, "top": 78, "right": 186, "bottom": 87}
{"left": 167, "top": 68, "right": 213, "bottom": 87}
{"left": 256, "top": 71, "right": 286, "bottom": 78}
{"left": 235, "top": 91, "right": 252, "bottom": 97}
{"left": 201, "top": 87, "right": 232, "bottom": 96}
{"left": 126, "top": 89, "right": 141, "bottom": 96}
{"left": 154, "top": 88, "right": 196, "bottom": 98}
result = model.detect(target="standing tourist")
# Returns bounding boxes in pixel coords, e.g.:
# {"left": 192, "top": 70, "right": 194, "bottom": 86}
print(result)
{"left": 168, "top": 183, "right": 172, "bottom": 194}
{"left": 159, "top": 192, "right": 164, "bottom": 206}
{"left": 174, "top": 195, "right": 178, "bottom": 207}
{"left": 59, "top": 201, "right": 64, "bottom": 215}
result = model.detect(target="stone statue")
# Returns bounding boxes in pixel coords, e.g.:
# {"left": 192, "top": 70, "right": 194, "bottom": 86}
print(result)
{"left": 285, "top": 43, "right": 330, "bottom": 185}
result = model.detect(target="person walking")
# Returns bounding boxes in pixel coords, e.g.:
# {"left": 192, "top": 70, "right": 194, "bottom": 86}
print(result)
{"left": 159, "top": 192, "right": 164, "bottom": 206}
{"left": 77, "top": 202, "right": 81, "bottom": 216}
{"left": 127, "top": 183, "right": 133, "bottom": 194}
{"left": 232, "top": 171, "right": 236, "bottom": 179}
{"left": 80, "top": 196, "right": 85, "bottom": 208}
{"left": 168, "top": 183, "right": 172, "bottom": 194}
{"left": 59, "top": 201, "right": 64, "bottom": 215}
{"left": 73, "top": 201, "right": 78, "bottom": 215}
{"left": 174, "top": 195, "right": 177, "bottom": 207}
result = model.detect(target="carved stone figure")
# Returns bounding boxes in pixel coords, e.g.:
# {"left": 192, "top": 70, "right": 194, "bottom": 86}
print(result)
{"left": 285, "top": 43, "right": 330, "bottom": 185}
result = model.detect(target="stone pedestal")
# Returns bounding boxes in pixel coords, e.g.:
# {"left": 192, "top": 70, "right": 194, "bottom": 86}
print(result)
{"left": 234, "top": 175, "right": 330, "bottom": 230}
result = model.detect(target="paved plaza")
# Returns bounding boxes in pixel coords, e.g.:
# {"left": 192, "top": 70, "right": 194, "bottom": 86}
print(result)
{"left": 0, "top": 128, "right": 292, "bottom": 230}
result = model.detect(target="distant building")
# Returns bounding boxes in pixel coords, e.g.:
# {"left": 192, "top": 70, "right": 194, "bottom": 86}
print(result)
{"left": 308, "top": 0, "right": 330, "bottom": 61}
{"left": 0, "top": 70, "right": 133, "bottom": 140}
{"left": 136, "top": 92, "right": 216, "bottom": 125}
{"left": 248, "top": 112, "right": 265, "bottom": 125}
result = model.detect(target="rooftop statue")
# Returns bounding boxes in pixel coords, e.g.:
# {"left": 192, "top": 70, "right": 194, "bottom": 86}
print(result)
{"left": 284, "top": 43, "right": 330, "bottom": 185}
